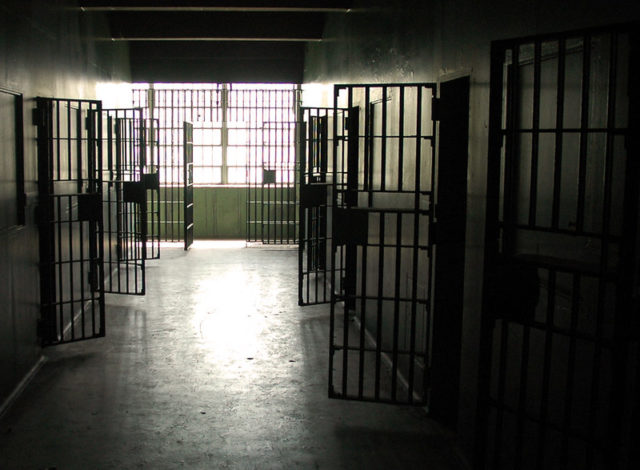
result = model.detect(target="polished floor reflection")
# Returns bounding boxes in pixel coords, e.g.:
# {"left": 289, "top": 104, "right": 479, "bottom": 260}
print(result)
{"left": 0, "top": 243, "right": 464, "bottom": 469}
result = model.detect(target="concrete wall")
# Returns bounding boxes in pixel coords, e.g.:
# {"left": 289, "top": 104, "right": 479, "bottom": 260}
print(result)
{"left": 0, "top": 0, "right": 129, "bottom": 406}
{"left": 303, "top": 0, "right": 640, "bottom": 462}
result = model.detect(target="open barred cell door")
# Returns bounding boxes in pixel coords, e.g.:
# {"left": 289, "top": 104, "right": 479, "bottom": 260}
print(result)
{"left": 102, "top": 108, "right": 150, "bottom": 295}
{"left": 35, "top": 98, "right": 105, "bottom": 345}
{"left": 298, "top": 107, "right": 347, "bottom": 305}
{"left": 184, "top": 121, "right": 194, "bottom": 250}
{"left": 247, "top": 120, "right": 299, "bottom": 244}
{"left": 477, "top": 25, "right": 640, "bottom": 470}
{"left": 328, "top": 84, "right": 437, "bottom": 405}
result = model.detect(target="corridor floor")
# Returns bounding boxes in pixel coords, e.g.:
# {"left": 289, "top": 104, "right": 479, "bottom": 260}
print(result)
{"left": 0, "top": 243, "right": 464, "bottom": 469}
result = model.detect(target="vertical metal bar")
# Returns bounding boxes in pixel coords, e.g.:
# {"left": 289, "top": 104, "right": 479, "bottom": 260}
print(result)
{"left": 551, "top": 38, "right": 566, "bottom": 229}
{"left": 358, "top": 226, "right": 368, "bottom": 400}
{"left": 56, "top": 196, "right": 63, "bottom": 340}
{"left": 504, "top": 45, "right": 520, "bottom": 254}
{"left": 298, "top": 111, "right": 305, "bottom": 305}
{"left": 602, "top": 31, "right": 625, "bottom": 467}
{"left": 97, "top": 104, "right": 105, "bottom": 334}
{"left": 585, "top": 30, "right": 618, "bottom": 468}
{"left": 476, "top": 42, "right": 509, "bottom": 469}
{"left": 407, "top": 85, "right": 423, "bottom": 402}
{"left": 329, "top": 92, "right": 340, "bottom": 398}
{"left": 492, "top": 322, "right": 509, "bottom": 470}
{"left": 76, "top": 104, "right": 82, "bottom": 191}
{"left": 106, "top": 115, "right": 113, "bottom": 291}
{"left": 560, "top": 274, "right": 581, "bottom": 465}
{"left": 398, "top": 86, "right": 405, "bottom": 191}
{"left": 536, "top": 270, "right": 556, "bottom": 469}
{"left": 341, "top": 87, "right": 355, "bottom": 398}
{"left": 514, "top": 315, "right": 532, "bottom": 468}
{"left": 381, "top": 86, "right": 388, "bottom": 191}
{"left": 529, "top": 40, "right": 542, "bottom": 226}
{"left": 374, "top": 213, "right": 385, "bottom": 400}
{"left": 361, "top": 90, "right": 369, "bottom": 192}
{"left": 280, "top": 122, "right": 285, "bottom": 243}
{"left": 391, "top": 212, "right": 402, "bottom": 400}
{"left": 427, "top": 84, "right": 437, "bottom": 399}
{"left": 68, "top": 196, "right": 75, "bottom": 340}
{"left": 576, "top": 34, "right": 591, "bottom": 233}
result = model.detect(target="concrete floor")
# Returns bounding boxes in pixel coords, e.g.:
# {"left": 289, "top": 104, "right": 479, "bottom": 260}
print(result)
{"left": 0, "top": 243, "right": 464, "bottom": 469}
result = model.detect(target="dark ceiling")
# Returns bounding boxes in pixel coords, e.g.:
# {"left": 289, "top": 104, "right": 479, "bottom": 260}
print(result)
{"left": 79, "top": 0, "right": 354, "bottom": 83}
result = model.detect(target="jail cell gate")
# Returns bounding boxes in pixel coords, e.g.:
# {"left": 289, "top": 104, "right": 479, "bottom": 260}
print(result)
{"left": 102, "top": 108, "right": 150, "bottom": 295}
{"left": 477, "top": 25, "right": 639, "bottom": 470}
{"left": 298, "top": 107, "right": 347, "bottom": 306}
{"left": 246, "top": 121, "right": 299, "bottom": 244}
{"left": 328, "top": 84, "right": 437, "bottom": 405}
{"left": 35, "top": 98, "right": 106, "bottom": 345}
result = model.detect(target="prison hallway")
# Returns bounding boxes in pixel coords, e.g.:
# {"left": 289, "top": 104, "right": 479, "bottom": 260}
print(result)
{"left": 0, "top": 242, "right": 464, "bottom": 469}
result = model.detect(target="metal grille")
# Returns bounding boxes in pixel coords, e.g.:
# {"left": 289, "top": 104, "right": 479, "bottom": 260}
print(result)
{"left": 35, "top": 97, "right": 105, "bottom": 346}
{"left": 246, "top": 120, "right": 298, "bottom": 244}
{"left": 298, "top": 107, "right": 340, "bottom": 305}
{"left": 236, "top": 87, "right": 299, "bottom": 244}
{"left": 102, "top": 108, "right": 146, "bottom": 295}
{"left": 132, "top": 86, "right": 224, "bottom": 241}
{"left": 478, "top": 25, "right": 639, "bottom": 470}
{"left": 132, "top": 85, "right": 299, "bottom": 243}
{"left": 329, "top": 84, "right": 437, "bottom": 405}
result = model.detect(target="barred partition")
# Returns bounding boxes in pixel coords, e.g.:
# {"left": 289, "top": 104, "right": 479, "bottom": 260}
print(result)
{"left": 132, "top": 84, "right": 299, "bottom": 244}
{"left": 328, "top": 84, "right": 437, "bottom": 405}
{"left": 298, "top": 107, "right": 344, "bottom": 305}
{"left": 35, "top": 97, "right": 105, "bottom": 345}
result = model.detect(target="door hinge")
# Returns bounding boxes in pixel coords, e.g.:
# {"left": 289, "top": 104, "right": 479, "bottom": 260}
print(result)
{"left": 32, "top": 107, "right": 44, "bottom": 127}
{"left": 431, "top": 97, "right": 441, "bottom": 121}
{"left": 429, "top": 222, "right": 437, "bottom": 244}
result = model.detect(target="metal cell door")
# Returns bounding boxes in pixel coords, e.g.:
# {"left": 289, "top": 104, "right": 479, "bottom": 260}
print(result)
{"left": 184, "top": 121, "right": 194, "bottom": 250}
{"left": 247, "top": 121, "right": 299, "bottom": 244}
{"left": 35, "top": 97, "right": 105, "bottom": 346}
{"left": 328, "top": 84, "right": 437, "bottom": 405}
{"left": 102, "top": 109, "right": 148, "bottom": 295}
{"left": 298, "top": 107, "right": 343, "bottom": 305}
{"left": 477, "top": 25, "right": 639, "bottom": 470}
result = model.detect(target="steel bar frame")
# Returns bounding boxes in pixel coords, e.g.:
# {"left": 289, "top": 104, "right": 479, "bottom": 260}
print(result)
{"left": 102, "top": 108, "right": 147, "bottom": 295}
{"left": 132, "top": 86, "right": 224, "bottom": 241}
{"left": 36, "top": 97, "right": 105, "bottom": 346}
{"left": 328, "top": 83, "right": 437, "bottom": 406}
{"left": 298, "top": 107, "right": 343, "bottom": 305}
{"left": 244, "top": 86, "right": 300, "bottom": 244}
{"left": 133, "top": 84, "right": 299, "bottom": 244}
{"left": 477, "top": 24, "right": 639, "bottom": 470}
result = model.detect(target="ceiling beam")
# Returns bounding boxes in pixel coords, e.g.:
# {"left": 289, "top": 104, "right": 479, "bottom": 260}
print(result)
{"left": 79, "top": 0, "right": 352, "bottom": 12}
{"left": 103, "top": 11, "right": 325, "bottom": 41}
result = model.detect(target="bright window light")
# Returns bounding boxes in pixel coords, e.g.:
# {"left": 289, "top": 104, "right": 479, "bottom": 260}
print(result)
{"left": 132, "top": 83, "right": 299, "bottom": 187}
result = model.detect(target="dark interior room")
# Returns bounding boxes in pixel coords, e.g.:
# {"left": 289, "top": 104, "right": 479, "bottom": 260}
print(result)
{"left": 1, "top": 1, "right": 639, "bottom": 468}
